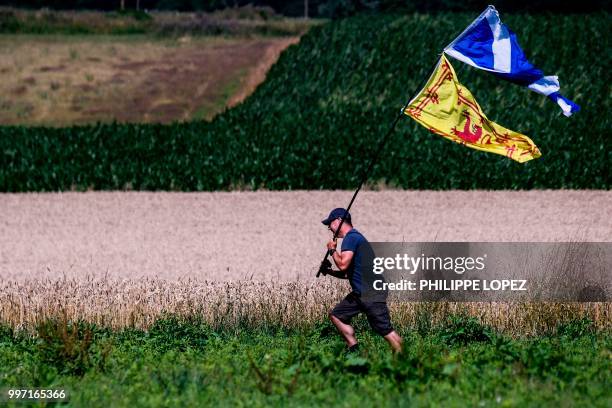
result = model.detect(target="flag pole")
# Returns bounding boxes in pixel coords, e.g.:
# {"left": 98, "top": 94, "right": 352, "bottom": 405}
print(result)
{"left": 317, "top": 55, "right": 442, "bottom": 277}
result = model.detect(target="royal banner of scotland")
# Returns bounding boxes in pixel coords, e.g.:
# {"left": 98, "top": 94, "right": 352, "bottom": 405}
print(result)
{"left": 404, "top": 55, "right": 541, "bottom": 163}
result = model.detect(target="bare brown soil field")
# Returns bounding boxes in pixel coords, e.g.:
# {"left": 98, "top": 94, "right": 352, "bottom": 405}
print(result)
{"left": 0, "top": 190, "right": 610, "bottom": 332}
{"left": 0, "top": 35, "right": 298, "bottom": 125}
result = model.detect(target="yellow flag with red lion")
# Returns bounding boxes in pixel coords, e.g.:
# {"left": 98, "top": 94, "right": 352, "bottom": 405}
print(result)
{"left": 404, "top": 55, "right": 541, "bottom": 163}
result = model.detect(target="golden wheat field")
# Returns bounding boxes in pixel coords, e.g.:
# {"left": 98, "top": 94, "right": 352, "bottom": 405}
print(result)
{"left": 1, "top": 190, "right": 610, "bottom": 334}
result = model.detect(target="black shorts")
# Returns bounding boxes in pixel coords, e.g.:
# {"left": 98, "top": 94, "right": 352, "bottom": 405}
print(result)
{"left": 331, "top": 292, "right": 394, "bottom": 337}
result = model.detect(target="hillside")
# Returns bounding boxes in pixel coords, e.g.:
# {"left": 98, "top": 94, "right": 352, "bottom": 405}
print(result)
{"left": 1, "top": 12, "right": 609, "bottom": 190}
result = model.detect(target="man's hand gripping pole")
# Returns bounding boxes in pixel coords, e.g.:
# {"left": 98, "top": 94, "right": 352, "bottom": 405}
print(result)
{"left": 317, "top": 214, "right": 348, "bottom": 278}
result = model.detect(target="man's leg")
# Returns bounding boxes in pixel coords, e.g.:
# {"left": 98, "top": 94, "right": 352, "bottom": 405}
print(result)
{"left": 383, "top": 330, "right": 403, "bottom": 353}
{"left": 329, "top": 294, "right": 361, "bottom": 348}
{"left": 329, "top": 312, "right": 357, "bottom": 347}
{"left": 363, "top": 301, "right": 402, "bottom": 352}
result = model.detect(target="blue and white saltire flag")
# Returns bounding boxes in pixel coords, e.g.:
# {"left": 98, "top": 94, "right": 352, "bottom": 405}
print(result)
{"left": 443, "top": 5, "right": 580, "bottom": 117}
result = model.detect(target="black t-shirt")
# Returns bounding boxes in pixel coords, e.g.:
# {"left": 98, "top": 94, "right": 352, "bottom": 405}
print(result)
{"left": 341, "top": 229, "right": 367, "bottom": 294}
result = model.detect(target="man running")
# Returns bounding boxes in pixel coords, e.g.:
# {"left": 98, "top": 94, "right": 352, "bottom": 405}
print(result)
{"left": 321, "top": 208, "right": 402, "bottom": 353}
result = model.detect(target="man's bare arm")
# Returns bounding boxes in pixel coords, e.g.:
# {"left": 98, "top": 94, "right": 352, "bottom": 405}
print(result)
{"left": 331, "top": 250, "right": 354, "bottom": 272}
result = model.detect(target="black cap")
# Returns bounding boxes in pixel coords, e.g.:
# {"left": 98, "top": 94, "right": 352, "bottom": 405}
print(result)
{"left": 322, "top": 208, "right": 351, "bottom": 226}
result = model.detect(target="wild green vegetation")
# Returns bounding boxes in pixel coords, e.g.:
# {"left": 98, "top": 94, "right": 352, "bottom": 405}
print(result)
{"left": 4, "top": 0, "right": 607, "bottom": 16}
{"left": 1, "top": 12, "right": 609, "bottom": 191}
{"left": 0, "top": 315, "right": 609, "bottom": 406}
{"left": 0, "top": 7, "right": 315, "bottom": 36}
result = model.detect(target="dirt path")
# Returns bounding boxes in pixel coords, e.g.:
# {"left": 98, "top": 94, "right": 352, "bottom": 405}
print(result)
{"left": 0, "top": 190, "right": 609, "bottom": 282}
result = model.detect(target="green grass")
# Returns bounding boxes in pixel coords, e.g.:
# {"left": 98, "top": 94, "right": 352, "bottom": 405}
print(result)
{"left": 0, "top": 315, "right": 610, "bottom": 406}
